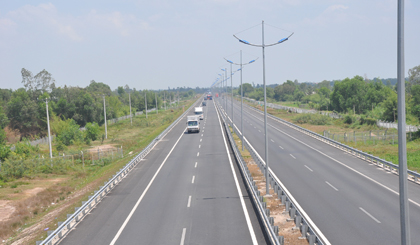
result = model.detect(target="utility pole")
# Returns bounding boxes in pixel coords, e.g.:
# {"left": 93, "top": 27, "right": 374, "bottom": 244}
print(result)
{"left": 145, "top": 90, "right": 148, "bottom": 119}
{"left": 397, "top": 0, "right": 410, "bottom": 244}
{"left": 46, "top": 98, "right": 52, "bottom": 158}
{"left": 129, "top": 92, "right": 132, "bottom": 126}
{"left": 103, "top": 95, "right": 107, "bottom": 139}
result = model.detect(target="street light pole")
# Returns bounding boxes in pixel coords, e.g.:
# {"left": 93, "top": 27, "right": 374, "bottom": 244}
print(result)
{"left": 397, "top": 0, "right": 410, "bottom": 244}
{"left": 45, "top": 99, "right": 52, "bottom": 158}
{"left": 230, "top": 62, "right": 233, "bottom": 125}
{"left": 103, "top": 95, "right": 107, "bottom": 139}
{"left": 234, "top": 20, "right": 293, "bottom": 196}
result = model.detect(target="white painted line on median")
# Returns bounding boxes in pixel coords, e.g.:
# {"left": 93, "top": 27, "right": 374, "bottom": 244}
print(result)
{"left": 305, "top": 165, "right": 313, "bottom": 172}
{"left": 271, "top": 139, "right": 275, "bottom": 143}
{"left": 279, "top": 145, "right": 283, "bottom": 149}
{"left": 325, "top": 181, "right": 338, "bottom": 191}
{"left": 195, "top": 162, "right": 197, "bottom": 168}
{"left": 290, "top": 154, "right": 296, "bottom": 159}
{"left": 197, "top": 152, "right": 200, "bottom": 157}
{"left": 187, "top": 195, "right": 192, "bottom": 207}
{"left": 214, "top": 101, "right": 258, "bottom": 245}
{"left": 180, "top": 228, "right": 186, "bottom": 245}
{"left": 359, "top": 207, "right": 381, "bottom": 223}
{"left": 192, "top": 176, "right": 195, "bottom": 184}
{"left": 110, "top": 128, "right": 187, "bottom": 245}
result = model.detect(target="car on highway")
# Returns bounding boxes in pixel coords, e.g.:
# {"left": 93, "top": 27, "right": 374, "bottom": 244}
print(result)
{"left": 202, "top": 101, "right": 206, "bottom": 106}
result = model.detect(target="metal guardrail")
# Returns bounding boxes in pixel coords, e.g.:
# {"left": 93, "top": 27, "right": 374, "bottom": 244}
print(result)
{"left": 38, "top": 98, "right": 202, "bottom": 245}
{"left": 217, "top": 101, "right": 329, "bottom": 245}
{"left": 243, "top": 102, "right": 420, "bottom": 184}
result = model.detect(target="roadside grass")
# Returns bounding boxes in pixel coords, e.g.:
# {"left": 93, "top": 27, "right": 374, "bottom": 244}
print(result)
{"left": 2, "top": 99, "right": 195, "bottom": 245}
{"left": 247, "top": 101, "right": 420, "bottom": 173}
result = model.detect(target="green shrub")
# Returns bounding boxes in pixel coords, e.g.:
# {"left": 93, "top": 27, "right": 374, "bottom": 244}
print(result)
{"left": 85, "top": 122, "right": 100, "bottom": 141}
{"left": 344, "top": 115, "right": 353, "bottom": 124}
{"left": 292, "top": 114, "right": 332, "bottom": 125}
{"left": 56, "top": 119, "right": 83, "bottom": 146}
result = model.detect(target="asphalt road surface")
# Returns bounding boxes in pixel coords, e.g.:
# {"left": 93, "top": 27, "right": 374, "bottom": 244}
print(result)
{"left": 60, "top": 99, "right": 267, "bottom": 245}
{"left": 221, "top": 96, "right": 420, "bottom": 245}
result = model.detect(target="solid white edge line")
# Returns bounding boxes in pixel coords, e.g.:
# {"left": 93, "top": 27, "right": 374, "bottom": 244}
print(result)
{"left": 180, "top": 228, "right": 186, "bottom": 245}
{"left": 109, "top": 128, "right": 187, "bottom": 245}
{"left": 243, "top": 106, "right": 420, "bottom": 208}
{"left": 214, "top": 101, "right": 258, "bottom": 245}
{"left": 192, "top": 176, "right": 195, "bottom": 184}
{"left": 325, "top": 181, "right": 338, "bottom": 191}
{"left": 304, "top": 165, "right": 313, "bottom": 172}
{"left": 187, "top": 195, "right": 192, "bottom": 207}
{"left": 359, "top": 207, "right": 381, "bottom": 223}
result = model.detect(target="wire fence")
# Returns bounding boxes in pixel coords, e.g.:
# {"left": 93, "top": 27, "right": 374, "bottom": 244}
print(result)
{"left": 323, "top": 129, "right": 417, "bottom": 145}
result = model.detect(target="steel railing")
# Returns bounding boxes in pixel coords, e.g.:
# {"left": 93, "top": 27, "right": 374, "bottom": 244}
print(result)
{"left": 37, "top": 97, "right": 202, "bottom": 245}
{"left": 216, "top": 100, "right": 330, "bottom": 245}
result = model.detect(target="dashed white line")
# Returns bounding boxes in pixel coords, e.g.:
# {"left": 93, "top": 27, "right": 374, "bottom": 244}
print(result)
{"left": 195, "top": 162, "right": 197, "bottom": 168}
{"left": 304, "top": 165, "right": 313, "bottom": 172}
{"left": 187, "top": 196, "right": 192, "bottom": 207}
{"left": 199, "top": 145, "right": 201, "bottom": 148}
{"left": 192, "top": 176, "right": 195, "bottom": 184}
{"left": 197, "top": 152, "right": 199, "bottom": 157}
{"left": 279, "top": 145, "right": 284, "bottom": 149}
{"left": 359, "top": 207, "right": 381, "bottom": 223}
{"left": 201, "top": 134, "right": 203, "bottom": 137}
{"left": 258, "top": 130, "right": 261, "bottom": 132}
{"left": 180, "top": 228, "right": 186, "bottom": 245}
{"left": 325, "top": 181, "right": 338, "bottom": 191}
{"left": 270, "top": 139, "right": 275, "bottom": 143}
{"left": 200, "top": 139, "right": 202, "bottom": 142}
{"left": 290, "top": 154, "right": 296, "bottom": 159}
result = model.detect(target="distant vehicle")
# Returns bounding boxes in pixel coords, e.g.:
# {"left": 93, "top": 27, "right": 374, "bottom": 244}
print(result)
{"left": 194, "top": 107, "right": 204, "bottom": 120}
{"left": 202, "top": 101, "right": 206, "bottom": 106}
{"left": 207, "top": 94, "right": 213, "bottom": 100}
{"left": 204, "top": 96, "right": 207, "bottom": 100}
{"left": 187, "top": 116, "right": 200, "bottom": 133}
{"left": 215, "top": 93, "right": 219, "bottom": 98}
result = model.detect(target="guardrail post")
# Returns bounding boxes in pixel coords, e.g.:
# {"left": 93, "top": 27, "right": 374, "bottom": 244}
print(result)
{"left": 300, "top": 224, "right": 308, "bottom": 239}
{"left": 308, "top": 234, "right": 316, "bottom": 245}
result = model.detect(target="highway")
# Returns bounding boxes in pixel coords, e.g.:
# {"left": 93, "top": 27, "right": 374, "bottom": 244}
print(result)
{"left": 220, "top": 97, "right": 420, "bottom": 245}
{"left": 59, "top": 99, "right": 267, "bottom": 245}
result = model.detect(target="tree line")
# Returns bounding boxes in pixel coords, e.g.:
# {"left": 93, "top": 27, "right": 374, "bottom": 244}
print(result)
{"left": 0, "top": 68, "right": 202, "bottom": 160}
{"left": 237, "top": 64, "right": 420, "bottom": 124}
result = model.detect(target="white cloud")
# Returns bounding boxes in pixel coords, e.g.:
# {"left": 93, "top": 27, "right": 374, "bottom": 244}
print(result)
{"left": 0, "top": 18, "right": 16, "bottom": 31}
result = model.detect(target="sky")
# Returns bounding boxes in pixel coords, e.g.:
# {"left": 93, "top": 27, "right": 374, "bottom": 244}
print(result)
{"left": 0, "top": 0, "right": 419, "bottom": 91}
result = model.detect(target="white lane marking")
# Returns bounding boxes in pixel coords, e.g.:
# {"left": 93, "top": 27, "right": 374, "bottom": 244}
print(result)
{"left": 187, "top": 195, "right": 192, "bottom": 207}
{"left": 258, "top": 130, "right": 261, "bottom": 132}
{"left": 279, "top": 145, "right": 284, "bottom": 149}
{"left": 325, "top": 181, "right": 338, "bottom": 191}
{"left": 290, "top": 154, "right": 296, "bottom": 159}
{"left": 197, "top": 152, "right": 199, "bottom": 156}
{"left": 110, "top": 128, "right": 186, "bottom": 245}
{"left": 180, "top": 228, "right": 186, "bottom": 245}
{"left": 192, "top": 176, "right": 195, "bottom": 184}
{"left": 203, "top": 130, "right": 204, "bottom": 132}
{"left": 200, "top": 139, "right": 202, "bottom": 142}
{"left": 242, "top": 107, "right": 420, "bottom": 208}
{"left": 271, "top": 139, "right": 275, "bottom": 143}
{"left": 214, "top": 102, "right": 258, "bottom": 245}
{"left": 195, "top": 162, "right": 197, "bottom": 168}
{"left": 254, "top": 126, "right": 256, "bottom": 129}
{"left": 359, "top": 207, "right": 381, "bottom": 223}
{"left": 304, "top": 165, "right": 313, "bottom": 172}
{"left": 199, "top": 145, "right": 201, "bottom": 148}
{"left": 201, "top": 134, "right": 203, "bottom": 136}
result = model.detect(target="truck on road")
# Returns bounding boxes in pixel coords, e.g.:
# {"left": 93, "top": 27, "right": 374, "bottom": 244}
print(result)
{"left": 187, "top": 116, "right": 200, "bottom": 133}
{"left": 194, "top": 107, "right": 204, "bottom": 120}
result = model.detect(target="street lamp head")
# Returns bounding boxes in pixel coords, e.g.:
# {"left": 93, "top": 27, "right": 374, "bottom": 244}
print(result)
{"left": 249, "top": 59, "right": 256, "bottom": 63}
{"left": 239, "top": 39, "right": 250, "bottom": 44}
{"left": 227, "top": 60, "right": 233, "bottom": 64}
{"left": 278, "top": 37, "right": 288, "bottom": 43}
{"left": 221, "top": 68, "right": 225, "bottom": 71}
